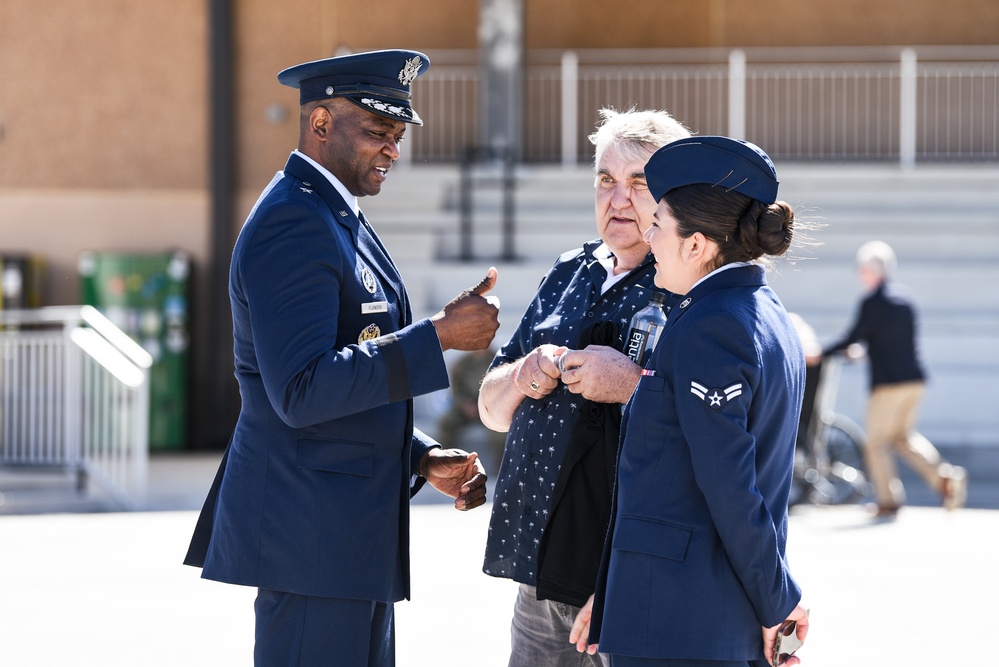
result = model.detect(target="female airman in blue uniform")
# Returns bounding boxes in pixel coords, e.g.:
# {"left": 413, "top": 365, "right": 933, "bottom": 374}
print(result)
{"left": 571, "top": 136, "right": 810, "bottom": 667}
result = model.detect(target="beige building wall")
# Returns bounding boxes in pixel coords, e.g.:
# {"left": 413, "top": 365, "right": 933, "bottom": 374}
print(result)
{"left": 4, "top": 0, "right": 997, "bottom": 304}
{"left": 1, "top": 0, "right": 208, "bottom": 306}
{"left": 524, "top": 0, "right": 999, "bottom": 48}
{"left": 1, "top": 0, "right": 995, "bottom": 446}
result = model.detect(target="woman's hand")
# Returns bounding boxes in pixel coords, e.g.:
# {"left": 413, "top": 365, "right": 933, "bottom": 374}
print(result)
{"left": 763, "top": 605, "right": 809, "bottom": 666}
{"left": 569, "top": 594, "right": 599, "bottom": 655}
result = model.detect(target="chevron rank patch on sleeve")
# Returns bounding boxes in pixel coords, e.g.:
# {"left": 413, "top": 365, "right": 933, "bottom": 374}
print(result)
{"left": 690, "top": 380, "right": 743, "bottom": 411}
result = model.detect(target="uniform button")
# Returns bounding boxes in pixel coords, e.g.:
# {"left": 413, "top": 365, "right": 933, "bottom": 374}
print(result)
{"left": 524, "top": 506, "right": 532, "bottom": 515}
{"left": 586, "top": 311, "right": 594, "bottom": 318}
{"left": 527, "top": 452, "right": 534, "bottom": 461}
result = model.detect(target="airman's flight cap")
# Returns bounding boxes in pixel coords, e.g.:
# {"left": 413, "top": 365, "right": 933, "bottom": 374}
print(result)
{"left": 645, "top": 136, "right": 779, "bottom": 204}
{"left": 277, "top": 49, "right": 430, "bottom": 126}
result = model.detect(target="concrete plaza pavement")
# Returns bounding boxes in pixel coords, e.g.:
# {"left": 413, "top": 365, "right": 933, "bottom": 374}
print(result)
{"left": 0, "top": 452, "right": 997, "bottom": 666}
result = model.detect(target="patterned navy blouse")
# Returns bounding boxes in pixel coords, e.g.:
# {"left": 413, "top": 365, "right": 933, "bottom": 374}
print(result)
{"left": 482, "top": 239, "right": 667, "bottom": 585}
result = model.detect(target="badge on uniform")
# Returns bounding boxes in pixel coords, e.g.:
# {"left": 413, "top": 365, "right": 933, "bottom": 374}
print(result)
{"left": 690, "top": 380, "right": 743, "bottom": 411}
{"left": 358, "top": 323, "right": 381, "bottom": 343}
{"left": 361, "top": 267, "right": 378, "bottom": 294}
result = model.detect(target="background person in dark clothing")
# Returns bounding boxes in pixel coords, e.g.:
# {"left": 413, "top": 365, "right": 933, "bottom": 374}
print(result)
{"left": 822, "top": 240, "right": 966, "bottom": 518}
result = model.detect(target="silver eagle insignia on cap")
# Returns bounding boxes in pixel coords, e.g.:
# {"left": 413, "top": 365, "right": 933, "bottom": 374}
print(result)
{"left": 398, "top": 56, "right": 422, "bottom": 85}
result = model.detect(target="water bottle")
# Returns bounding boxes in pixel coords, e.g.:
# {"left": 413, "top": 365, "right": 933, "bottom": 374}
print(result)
{"left": 624, "top": 292, "right": 667, "bottom": 366}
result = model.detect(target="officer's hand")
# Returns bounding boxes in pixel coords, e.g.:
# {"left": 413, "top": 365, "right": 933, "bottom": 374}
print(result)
{"left": 431, "top": 267, "right": 501, "bottom": 351}
{"left": 419, "top": 449, "right": 488, "bottom": 510}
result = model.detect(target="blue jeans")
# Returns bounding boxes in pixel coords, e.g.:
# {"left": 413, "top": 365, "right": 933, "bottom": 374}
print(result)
{"left": 508, "top": 584, "right": 610, "bottom": 667}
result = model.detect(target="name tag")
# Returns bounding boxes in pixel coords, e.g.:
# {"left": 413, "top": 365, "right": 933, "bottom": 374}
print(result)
{"left": 361, "top": 301, "right": 388, "bottom": 314}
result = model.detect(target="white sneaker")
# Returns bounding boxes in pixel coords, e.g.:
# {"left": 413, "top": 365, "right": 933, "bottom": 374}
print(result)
{"left": 942, "top": 466, "right": 967, "bottom": 511}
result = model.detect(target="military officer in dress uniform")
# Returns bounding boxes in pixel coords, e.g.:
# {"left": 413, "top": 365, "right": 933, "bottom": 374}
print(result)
{"left": 184, "top": 49, "right": 500, "bottom": 666}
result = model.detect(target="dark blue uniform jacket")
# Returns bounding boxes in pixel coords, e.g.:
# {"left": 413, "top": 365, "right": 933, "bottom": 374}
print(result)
{"left": 186, "top": 153, "right": 449, "bottom": 604}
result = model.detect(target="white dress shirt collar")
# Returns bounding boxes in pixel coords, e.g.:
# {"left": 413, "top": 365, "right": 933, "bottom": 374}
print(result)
{"left": 593, "top": 242, "right": 633, "bottom": 294}
{"left": 293, "top": 149, "right": 360, "bottom": 217}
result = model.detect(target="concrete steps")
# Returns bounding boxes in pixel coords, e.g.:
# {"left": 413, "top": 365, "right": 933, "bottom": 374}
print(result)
{"left": 366, "top": 162, "right": 999, "bottom": 446}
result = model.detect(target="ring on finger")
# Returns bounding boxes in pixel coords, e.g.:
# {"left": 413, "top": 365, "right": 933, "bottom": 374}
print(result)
{"left": 530, "top": 380, "right": 540, "bottom": 391}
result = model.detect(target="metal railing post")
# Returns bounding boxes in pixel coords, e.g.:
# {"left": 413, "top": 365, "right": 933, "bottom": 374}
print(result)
{"left": 62, "top": 321, "right": 83, "bottom": 485}
{"left": 133, "top": 365, "right": 150, "bottom": 506}
{"left": 501, "top": 147, "right": 516, "bottom": 261}
{"left": 728, "top": 49, "right": 747, "bottom": 140}
{"left": 459, "top": 145, "right": 475, "bottom": 261}
{"left": 899, "top": 48, "right": 918, "bottom": 169}
{"left": 561, "top": 50, "right": 579, "bottom": 167}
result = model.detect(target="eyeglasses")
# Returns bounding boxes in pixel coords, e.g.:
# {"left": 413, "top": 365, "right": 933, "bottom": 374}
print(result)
{"left": 772, "top": 612, "right": 808, "bottom": 666}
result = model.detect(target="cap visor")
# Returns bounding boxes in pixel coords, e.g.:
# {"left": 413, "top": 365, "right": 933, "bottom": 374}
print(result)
{"left": 345, "top": 95, "right": 423, "bottom": 126}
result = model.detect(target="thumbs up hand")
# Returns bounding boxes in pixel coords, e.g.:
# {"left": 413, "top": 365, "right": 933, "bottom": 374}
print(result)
{"left": 431, "top": 267, "right": 501, "bottom": 351}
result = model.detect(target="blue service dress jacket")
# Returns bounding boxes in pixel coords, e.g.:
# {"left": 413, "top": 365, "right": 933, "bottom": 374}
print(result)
{"left": 589, "top": 264, "right": 804, "bottom": 661}
{"left": 186, "top": 152, "right": 449, "bottom": 604}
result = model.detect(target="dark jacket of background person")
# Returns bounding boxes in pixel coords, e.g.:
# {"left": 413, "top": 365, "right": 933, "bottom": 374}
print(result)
{"left": 823, "top": 281, "right": 925, "bottom": 388}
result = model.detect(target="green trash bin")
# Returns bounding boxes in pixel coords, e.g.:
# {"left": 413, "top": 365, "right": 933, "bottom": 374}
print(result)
{"left": 79, "top": 251, "right": 190, "bottom": 450}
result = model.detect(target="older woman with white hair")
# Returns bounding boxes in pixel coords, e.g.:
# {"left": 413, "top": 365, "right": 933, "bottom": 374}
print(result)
{"left": 822, "top": 240, "right": 967, "bottom": 518}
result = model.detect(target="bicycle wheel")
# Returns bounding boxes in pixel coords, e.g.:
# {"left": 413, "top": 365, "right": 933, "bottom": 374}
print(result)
{"left": 824, "top": 421, "right": 873, "bottom": 504}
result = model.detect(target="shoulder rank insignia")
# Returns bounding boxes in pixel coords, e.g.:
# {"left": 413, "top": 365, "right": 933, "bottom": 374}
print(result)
{"left": 358, "top": 323, "right": 380, "bottom": 343}
{"left": 690, "top": 380, "right": 743, "bottom": 410}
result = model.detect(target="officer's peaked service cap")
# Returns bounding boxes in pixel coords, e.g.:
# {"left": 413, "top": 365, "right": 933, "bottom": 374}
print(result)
{"left": 645, "top": 136, "right": 779, "bottom": 204}
{"left": 278, "top": 49, "right": 430, "bottom": 126}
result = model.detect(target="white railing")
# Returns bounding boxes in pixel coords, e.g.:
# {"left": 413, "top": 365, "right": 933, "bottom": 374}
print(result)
{"left": 409, "top": 46, "right": 999, "bottom": 165}
{"left": 0, "top": 306, "right": 151, "bottom": 509}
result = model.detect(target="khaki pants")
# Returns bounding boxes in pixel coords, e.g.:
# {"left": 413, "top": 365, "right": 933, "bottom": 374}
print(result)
{"left": 864, "top": 381, "right": 945, "bottom": 506}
